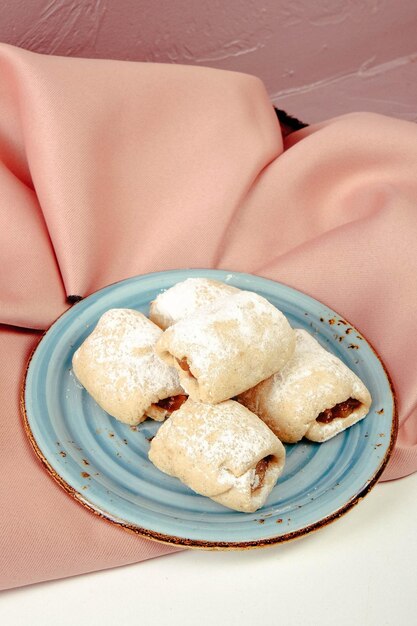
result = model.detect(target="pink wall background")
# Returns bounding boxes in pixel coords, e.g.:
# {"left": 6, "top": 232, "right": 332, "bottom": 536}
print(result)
{"left": 0, "top": 0, "right": 416, "bottom": 123}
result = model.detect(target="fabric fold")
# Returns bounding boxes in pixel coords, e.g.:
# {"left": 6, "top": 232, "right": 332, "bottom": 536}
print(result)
{"left": 0, "top": 42, "right": 416, "bottom": 589}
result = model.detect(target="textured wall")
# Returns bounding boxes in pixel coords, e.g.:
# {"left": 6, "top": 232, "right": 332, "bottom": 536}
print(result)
{"left": 0, "top": 0, "right": 416, "bottom": 122}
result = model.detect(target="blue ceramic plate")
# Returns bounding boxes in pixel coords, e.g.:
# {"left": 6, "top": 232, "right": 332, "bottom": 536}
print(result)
{"left": 22, "top": 270, "right": 397, "bottom": 548}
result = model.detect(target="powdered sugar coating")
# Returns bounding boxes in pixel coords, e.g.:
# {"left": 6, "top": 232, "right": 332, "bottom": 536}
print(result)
{"left": 238, "top": 329, "right": 372, "bottom": 443}
{"left": 156, "top": 291, "right": 295, "bottom": 404}
{"left": 149, "top": 278, "right": 240, "bottom": 329}
{"left": 148, "top": 399, "right": 286, "bottom": 512}
{"left": 72, "top": 309, "right": 182, "bottom": 425}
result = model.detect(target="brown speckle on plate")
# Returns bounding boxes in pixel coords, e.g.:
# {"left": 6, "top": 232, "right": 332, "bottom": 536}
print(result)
{"left": 81, "top": 472, "right": 90, "bottom": 478}
{"left": 59, "top": 451, "right": 67, "bottom": 458}
{"left": 108, "top": 432, "right": 115, "bottom": 438}
{"left": 377, "top": 409, "right": 385, "bottom": 415}
{"left": 82, "top": 459, "right": 90, "bottom": 465}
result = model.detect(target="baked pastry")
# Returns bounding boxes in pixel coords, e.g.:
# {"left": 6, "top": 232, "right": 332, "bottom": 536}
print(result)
{"left": 156, "top": 291, "right": 295, "bottom": 404}
{"left": 149, "top": 277, "right": 240, "bottom": 329}
{"left": 148, "top": 399, "right": 286, "bottom": 512}
{"left": 238, "top": 329, "right": 372, "bottom": 443}
{"left": 72, "top": 308, "right": 185, "bottom": 425}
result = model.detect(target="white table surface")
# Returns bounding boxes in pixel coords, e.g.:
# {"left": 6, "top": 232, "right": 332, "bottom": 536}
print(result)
{"left": 1, "top": 471, "right": 417, "bottom": 626}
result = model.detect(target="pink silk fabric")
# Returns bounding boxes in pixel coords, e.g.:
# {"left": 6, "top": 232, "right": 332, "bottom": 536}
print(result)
{"left": 1, "top": 43, "right": 416, "bottom": 590}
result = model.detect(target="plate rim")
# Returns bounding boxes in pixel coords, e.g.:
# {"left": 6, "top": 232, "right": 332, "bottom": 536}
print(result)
{"left": 20, "top": 269, "right": 399, "bottom": 550}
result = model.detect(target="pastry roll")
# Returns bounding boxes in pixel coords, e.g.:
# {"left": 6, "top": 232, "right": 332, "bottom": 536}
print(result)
{"left": 156, "top": 291, "right": 295, "bottom": 404}
{"left": 149, "top": 277, "right": 240, "bottom": 330}
{"left": 72, "top": 309, "right": 185, "bottom": 425}
{"left": 238, "top": 329, "right": 372, "bottom": 443}
{"left": 148, "top": 399, "right": 286, "bottom": 512}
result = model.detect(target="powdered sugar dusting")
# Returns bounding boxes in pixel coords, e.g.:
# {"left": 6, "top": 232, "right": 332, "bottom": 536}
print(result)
{"left": 72, "top": 309, "right": 182, "bottom": 423}
{"left": 149, "top": 278, "right": 239, "bottom": 329}
{"left": 149, "top": 399, "right": 285, "bottom": 508}
{"left": 269, "top": 329, "right": 369, "bottom": 411}
{"left": 157, "top": 291, "right": 295, "bottom": 403}
{"left": 239, "top": 329, "right": 371, "bottom": 442}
